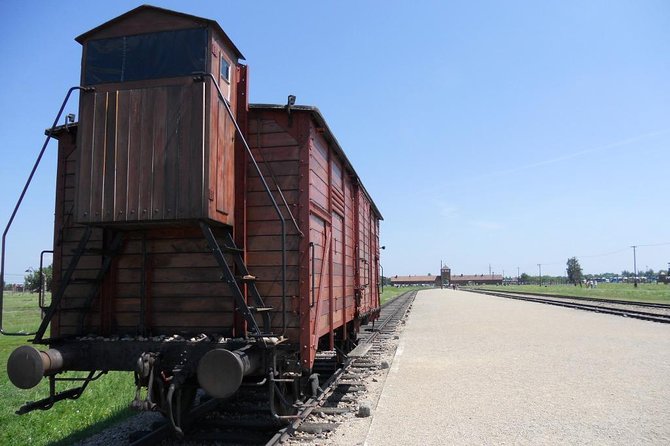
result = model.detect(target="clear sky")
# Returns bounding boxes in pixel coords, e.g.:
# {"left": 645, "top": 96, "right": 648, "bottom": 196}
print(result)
{"left": 0, "top": 1, "right": 668, "bottom": 284}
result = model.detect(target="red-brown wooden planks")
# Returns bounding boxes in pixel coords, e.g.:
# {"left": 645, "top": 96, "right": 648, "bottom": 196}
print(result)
{"left": 151, "top": 87, "right": 168, "bottom": 220}
{"left": 114, "top": 90, "right": 130, "bottom": 219}
{"left": 125, "top": 89, "right": 142, "bottom": 221}
{"left": 101, "top": 92, "right": 117, "bottom": 221}
{"left": 89, "top": 92, "right": 108, "bottom": 221}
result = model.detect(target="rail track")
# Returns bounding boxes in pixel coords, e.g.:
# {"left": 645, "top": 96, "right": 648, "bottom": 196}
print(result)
{"left": 127, "top": 290, "right": 416, "bottom": 445}
{"left": 465, "top": 288, "right": 670, "bottom": 324}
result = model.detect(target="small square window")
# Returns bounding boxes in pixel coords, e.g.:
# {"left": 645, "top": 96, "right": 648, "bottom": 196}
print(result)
{"left": 220, "top": 57, "right": 230, "bottom": 83}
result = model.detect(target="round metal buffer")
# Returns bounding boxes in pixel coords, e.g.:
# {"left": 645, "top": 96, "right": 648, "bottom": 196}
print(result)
{"left": 197, "top": 349, "right": 245, "bottom": 398}
{"left": 7, "top": 345, "right": 46, "bottom": 389}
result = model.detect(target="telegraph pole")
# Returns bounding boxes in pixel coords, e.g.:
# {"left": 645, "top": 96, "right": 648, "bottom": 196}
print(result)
{"left": 538, "top": 264, "right": 542, "bottom": 287}
{"left": 631, "top": 245, "right": 638, "bottom": 288}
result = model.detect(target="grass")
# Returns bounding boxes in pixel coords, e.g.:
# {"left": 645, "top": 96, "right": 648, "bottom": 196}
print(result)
{"left": 470, "top": 283, "right": 670, "bottom": 303}
{"left": 380, "top": 285, "right": 427, "bottom": 305}
{"left": 0, "top": 292, "right": 135, "bottom": 446}
{"left": 0, "top": 287, "right": 423, "bottom": 444}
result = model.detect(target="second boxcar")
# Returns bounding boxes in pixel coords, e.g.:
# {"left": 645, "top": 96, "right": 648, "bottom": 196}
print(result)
{"left": 244, "top": 104, "right": 382, "bottom": 369}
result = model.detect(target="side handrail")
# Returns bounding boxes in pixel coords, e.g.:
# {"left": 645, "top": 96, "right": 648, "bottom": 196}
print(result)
{"left": 0, "top": 86, "right": 92, "bottom": 335}
{"left": 193, "top": 73, "right": 288, "bottom": 337}
{"left": 309, "top": 242, "right": 316, "bottom": 307}
{"left": 38, "top": 250, "right": 53, "bottom": 310}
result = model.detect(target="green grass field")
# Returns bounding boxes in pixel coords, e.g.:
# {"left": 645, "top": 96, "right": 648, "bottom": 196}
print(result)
{"left": 380, "top": 285, "right": 427, "bottom": 305}
{"left": 0, "top": 293, "right": 135, "bottom": 446}
{"left": 470, "top": 283, "right": 670, "bottom": 303}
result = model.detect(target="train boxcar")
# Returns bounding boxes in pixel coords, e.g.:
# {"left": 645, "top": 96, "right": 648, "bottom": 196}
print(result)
{"left": 245, "top": 105, "right": 382, "bottom": 369}
{"left": 2, "top": 5, "right": 381, "bottom": 430}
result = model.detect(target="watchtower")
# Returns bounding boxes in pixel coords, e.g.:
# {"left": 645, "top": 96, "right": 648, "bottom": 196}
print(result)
{"left": 441, "top": 265, "right": 451, "bottom": 286}
{"left": 74, "top": 5, "right": 246, "bottom": 226}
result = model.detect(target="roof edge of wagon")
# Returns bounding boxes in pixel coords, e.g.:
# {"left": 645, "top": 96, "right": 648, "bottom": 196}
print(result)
{"left": 249, "top": 103, "right": 383, "bottom": 221}
{"left": 74, "top": 4, "right": 245, "bottom": 60}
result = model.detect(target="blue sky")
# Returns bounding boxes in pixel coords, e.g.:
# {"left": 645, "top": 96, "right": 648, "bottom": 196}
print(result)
{"left": 0, "top": 1, "right": 668, "bottom": 283}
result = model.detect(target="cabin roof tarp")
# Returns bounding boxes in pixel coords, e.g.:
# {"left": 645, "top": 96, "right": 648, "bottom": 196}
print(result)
{"left": 75, "top": 4, "right": 245, "bottom": 60}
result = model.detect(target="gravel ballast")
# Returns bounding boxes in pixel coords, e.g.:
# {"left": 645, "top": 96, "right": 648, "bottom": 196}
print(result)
{"left": 364, "top": 288, "right": 670, "bottom": 445}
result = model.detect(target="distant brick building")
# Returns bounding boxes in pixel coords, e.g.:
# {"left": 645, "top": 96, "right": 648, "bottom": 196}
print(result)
{"left": 390, "top": 275, "right": 440, "bottom": 287}
{"left": 390, "top": 267, "right": 503, "bottom": 288}
{"left": 438, "top": 264, "right": 503, "bottom": 286}
{"left": 449, "top": 273, "right": 503, "bottom": 286}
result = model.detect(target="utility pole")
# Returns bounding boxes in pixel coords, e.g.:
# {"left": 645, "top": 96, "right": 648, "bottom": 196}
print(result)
{"left": 631, "top": 245, "right": 638, "bottom": 288}
{"left": 489, "top": 264, "right": 492, "bottom": 278}
{"left": 517, "top": 266, "right": 520, "bottom": 284}
{"left": 538, "top": 264, "right": 542, "bottom": 287}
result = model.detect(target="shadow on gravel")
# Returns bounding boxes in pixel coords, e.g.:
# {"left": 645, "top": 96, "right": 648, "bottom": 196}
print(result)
{"left": 47, "top": 408, "right": 134, "bottom": 446}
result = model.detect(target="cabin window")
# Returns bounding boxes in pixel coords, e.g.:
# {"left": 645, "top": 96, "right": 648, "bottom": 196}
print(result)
{"left": 220, "top": 57, "right": 230, "bottom": 83}
{"left": 84, "top": 28, "right": 207, "bottom": 85}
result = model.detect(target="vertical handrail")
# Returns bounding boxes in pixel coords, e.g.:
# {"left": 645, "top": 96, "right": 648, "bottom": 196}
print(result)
{"left": 38, "top": 250, "right": 53, "bottom": 310}
{"left": 309, "top": 242, "right": 316, "bottom": 307}
{"left": 194, "top": 73, "right": 289, "bottom": 337}
{"left": 0, "top": 86, "right": 92, "bottom": 336}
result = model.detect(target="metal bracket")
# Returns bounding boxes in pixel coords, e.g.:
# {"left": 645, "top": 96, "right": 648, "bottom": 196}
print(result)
{"left": 16, "top": 370, "right": 100, "bottom": 415}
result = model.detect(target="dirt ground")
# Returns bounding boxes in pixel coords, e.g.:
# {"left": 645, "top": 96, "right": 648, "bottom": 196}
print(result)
{"left": 334, "top": 288, "right": 670, "bottom": 445}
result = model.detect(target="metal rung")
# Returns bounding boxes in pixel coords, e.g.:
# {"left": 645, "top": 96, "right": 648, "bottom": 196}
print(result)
{"left": 222, "top": 245, "right": 244, "bottom": 254}
{"left": 70, "top": 278, "right": 98, "bottom": 284}
{"left": 250, "top": 307, "right": 273, "bottom": 313}
{"left": 84, "top": 248, "right": 115, "bottom": 255}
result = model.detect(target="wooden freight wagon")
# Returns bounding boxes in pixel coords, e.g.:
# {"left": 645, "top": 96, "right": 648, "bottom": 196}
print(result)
{"left": 42, "top": 104, "right": 383, "bottom": 366}
{"left": 4, "top": 5, "right": 382, "bottom": 426}
{"left": 244, "top": 105, "right": 382, "bottom": 369}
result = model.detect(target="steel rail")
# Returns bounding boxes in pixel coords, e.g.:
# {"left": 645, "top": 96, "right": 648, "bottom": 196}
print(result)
{"left": 469, "top": 287, "right": 670, "bottom": 309}
{"left": 466, "top": 289, "right": 670, "bottom": 324}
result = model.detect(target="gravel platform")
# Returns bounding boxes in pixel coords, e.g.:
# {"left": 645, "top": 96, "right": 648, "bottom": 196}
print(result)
{"left": 364, "top": 288, "right": 670, "bottom": 445}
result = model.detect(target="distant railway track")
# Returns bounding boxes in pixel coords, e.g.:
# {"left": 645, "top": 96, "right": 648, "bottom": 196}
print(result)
{"left": 128, "top": 290, "right": 416, "bottom": 445}
{"left": 465, "top": 288, "right": 670, "bottom": 324}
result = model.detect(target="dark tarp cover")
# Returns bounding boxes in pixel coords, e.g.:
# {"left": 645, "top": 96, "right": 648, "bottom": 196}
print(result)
{"left": 84, "top": 28, "right": 207, "bottom": 85}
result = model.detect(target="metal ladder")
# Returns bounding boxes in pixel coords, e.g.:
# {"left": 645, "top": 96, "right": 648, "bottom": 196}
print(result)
{"left": 34, "top": 228, "right": 123, "bottom": 342}
{"left": 199, "top": 222, "right": 272, "bottom": 336}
